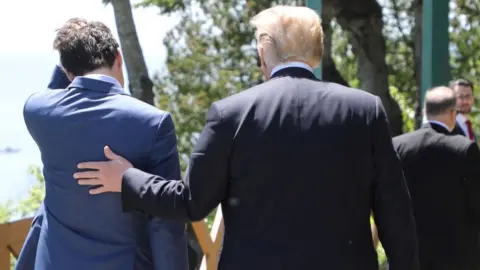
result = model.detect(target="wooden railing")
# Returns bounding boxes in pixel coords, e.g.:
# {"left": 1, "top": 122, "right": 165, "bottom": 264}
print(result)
{"left": 0, "top": 218, "right": 32, "bottom": 269}
{"left": 0, "top": 209, "right": 224, "bottom": 270}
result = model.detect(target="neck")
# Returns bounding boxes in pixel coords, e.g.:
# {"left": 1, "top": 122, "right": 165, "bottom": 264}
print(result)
{"left": 84, "top": 67, "right": 115, "bottom": 78}
{"left": 427, "top": 116, "right": 453, "bottom": 131}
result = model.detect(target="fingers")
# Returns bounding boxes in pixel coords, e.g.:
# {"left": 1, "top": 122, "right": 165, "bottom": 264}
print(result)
{"left": 77, "top": 161, "right": 108, "bottom": 170}
{"left": 104, "top": 145, "right": 120, "bottom": 160}
{"left": 89, "top": 186, "right": 108, "bottom": 195}
{"left": 73, "top": 170, "right": 101, "bottom": 179}
{"left": 77, "top": 179, "right": 102, "bottom": 186}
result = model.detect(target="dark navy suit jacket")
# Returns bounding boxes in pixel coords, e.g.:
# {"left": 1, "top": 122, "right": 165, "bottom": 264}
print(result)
{"left": 16, "top": 67, "right": 188, "bottom": 270}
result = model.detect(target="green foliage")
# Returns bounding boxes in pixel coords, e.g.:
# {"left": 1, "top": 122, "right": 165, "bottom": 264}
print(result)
{"left": 15, "top": 166, "right": 45, "bottom": 218}
{"left": 390, "top": 86, "right": 415, "bottom": 133}
{"left": 382, "top": 0, "right": 418, "bottom": 98}
{"left": 0, "top": 166, "right": 44, "bottom": 270}
{"left": 0, "top": 165, "right": 44, "bottom": 223}
{"left": 331, "top": 20, "right": 360, "bottom": 88}
{"left": 0, "top": 201, "right": 13, "bottom": 223}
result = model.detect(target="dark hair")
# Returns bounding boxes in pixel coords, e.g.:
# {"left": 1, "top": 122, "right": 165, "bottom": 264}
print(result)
{"left": 425, "top": 87, "right": 457, "bottom": 116}
{"left": 53, "top": 18, "right": 119, "bottom": 76}
{"left": 449, "top": 78, "right": 474, "bottom": 92}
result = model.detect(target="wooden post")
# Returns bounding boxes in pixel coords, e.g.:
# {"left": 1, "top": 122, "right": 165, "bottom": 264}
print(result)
{"left": 191, "top": 208, "right": 225, "bottom": 270}
{"left": 0, "top": 239, "right": 10, "bottom": 270}
{"left": 3, "top": 215, "right": 227, "bottom": 270}
{"left": 0, "top": 218, "right": 34, "bottom": 269}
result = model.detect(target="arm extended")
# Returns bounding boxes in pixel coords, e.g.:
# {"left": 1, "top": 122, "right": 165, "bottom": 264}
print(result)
{"left": 121, "top": 103, "right": 231, "bottom": 221}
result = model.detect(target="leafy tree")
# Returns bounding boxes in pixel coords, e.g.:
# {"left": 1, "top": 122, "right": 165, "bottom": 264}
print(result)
{"left": 0, "top": 202, "right": 13, "bottom": 223}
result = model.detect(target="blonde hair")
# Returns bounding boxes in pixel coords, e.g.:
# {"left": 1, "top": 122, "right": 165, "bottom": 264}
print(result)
{"left": 250, "top": 5, "right": 324, "bottom": 69}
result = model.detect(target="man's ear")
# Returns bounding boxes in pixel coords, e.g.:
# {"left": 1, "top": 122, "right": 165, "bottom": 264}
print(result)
{"left": 116, "top": 50, "right": 123, "bottom": 69}
{"left": 66, "top": 72, "right": 75, "bottom": 82}
{"left": 259, "top": 47, "right": 267, "bottom": 69}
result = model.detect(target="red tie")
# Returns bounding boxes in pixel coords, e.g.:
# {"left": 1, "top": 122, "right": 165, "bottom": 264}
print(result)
{"left": 465, "top": 119, "right": 475, "bottom": 141}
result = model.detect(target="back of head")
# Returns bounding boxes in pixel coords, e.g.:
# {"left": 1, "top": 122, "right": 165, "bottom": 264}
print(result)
{"left": 250, "top": 5, "right": 323, "bottom": 71}
{"left": 424, "top": 86, "right": 457, "bottom": 129}
{"left": 53, "top": 18, "right": 120, "bottom": 78}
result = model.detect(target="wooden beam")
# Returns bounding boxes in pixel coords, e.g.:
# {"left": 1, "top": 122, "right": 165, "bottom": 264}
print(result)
{"left": 0, "top": 218, "right": 32, "bottom": 245}
{"left": 3, "top": 215, "right": 228, "bottom": 270}
{"left": 199, "top": 208, "right": 224, "bottom": 270}
{"left": 0, "top": 218, "right": 33, "bottom": 269}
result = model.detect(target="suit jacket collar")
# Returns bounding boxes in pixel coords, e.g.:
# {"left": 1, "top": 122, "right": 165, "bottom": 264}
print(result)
{"left": 270, "top": 67, "right": 318, "bottom": 80}
{"left": 421, "top": 122, "right": 450, "bottom": 135}
{"left": 67, "top": 76, "right": 127, "bottom": 95}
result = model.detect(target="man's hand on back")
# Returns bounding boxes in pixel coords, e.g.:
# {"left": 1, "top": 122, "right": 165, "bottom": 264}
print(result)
{"left": 74, "top": 146, "right": 133, "bottom": 194}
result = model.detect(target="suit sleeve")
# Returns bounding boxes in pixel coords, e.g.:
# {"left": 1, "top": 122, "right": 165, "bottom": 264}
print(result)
{"left": 463, "top": 143, "right": 480, "bottom": 229}
{"left": 147, "top": 113, "right": 182, "bottom": 179}
{"left": 371, "top": 97, "right": 420, "bottom": 270}
{"left": 121, "top": 103, "right": 231, "bottom": 221}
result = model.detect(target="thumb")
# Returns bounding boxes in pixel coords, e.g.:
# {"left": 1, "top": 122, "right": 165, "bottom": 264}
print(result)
{"left": 104, "top": 145, "right": 120, "bottom": 160}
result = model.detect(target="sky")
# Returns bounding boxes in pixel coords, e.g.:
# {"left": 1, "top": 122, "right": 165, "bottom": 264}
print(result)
{"left": 0, "top": 0, "right": 179, "bottom": 203}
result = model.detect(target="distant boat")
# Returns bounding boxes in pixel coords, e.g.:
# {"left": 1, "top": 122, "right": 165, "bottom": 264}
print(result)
{"left": 0, "top": 147, "right": 20, "bottom": 154}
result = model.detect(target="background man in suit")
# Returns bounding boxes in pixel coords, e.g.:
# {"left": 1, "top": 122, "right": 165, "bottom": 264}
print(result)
{"left": 450, "top": 79, "right": 477, "bottom": 142}
{"left": 75, "top": 6, "right": 420, "bottom": 270}
{"left": 393, "top": 86, "right": 480, "bottom": 270}
{"left": 20, "top": 18, "right": 188, "bottom": 270}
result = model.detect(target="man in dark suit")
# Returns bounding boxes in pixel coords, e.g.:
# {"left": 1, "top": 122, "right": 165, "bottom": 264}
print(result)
{"left": 19, "top": 18, "right": 188, "bottom": 270}
{"left": 450, "top": 79, "right": 477, "bottom": 142}
{"left": 393, "top": 86, "right": 480, "bottom": 270}
{"left": 74, "top": 6, "right": 420, "bottom": 270}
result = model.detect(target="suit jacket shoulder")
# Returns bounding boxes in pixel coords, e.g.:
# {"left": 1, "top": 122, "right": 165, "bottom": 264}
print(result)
{"left": 214, "top": 79, "right": 379, "bottom": 124}
{"left": 393, "top": 128, "right": 472, "bottom": 158}
{"left": 24, "top": 87, "right": 171, "bottom": 129}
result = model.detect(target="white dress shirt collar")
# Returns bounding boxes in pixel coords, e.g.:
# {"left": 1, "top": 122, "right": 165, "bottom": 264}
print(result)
{"left": 455, "top": 113, "right": 470, "bottom": 137}
{"left": 270, "top": 61, "right": 313, "bottom": 78}
{"left": 456, "top": 113, "right": 468, "bottom": 124}
{"left": 83, "top": 74, "right": 122, "bottom": 88}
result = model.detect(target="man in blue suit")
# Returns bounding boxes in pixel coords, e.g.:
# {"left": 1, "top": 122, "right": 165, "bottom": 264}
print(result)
{"left": 17, "top": 66, "right": 162, "bottom": 270}
{"left": 19, "top": 18, "right": 188, "bottom": 270}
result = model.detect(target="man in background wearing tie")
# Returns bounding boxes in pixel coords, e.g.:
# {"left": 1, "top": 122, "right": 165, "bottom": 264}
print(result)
{"left": 451, "top": 79, "right": 477, "bottom": 142}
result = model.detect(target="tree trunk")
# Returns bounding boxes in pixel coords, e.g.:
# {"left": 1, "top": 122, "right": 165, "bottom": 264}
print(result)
{"left": 106, "top": 2, "right": 200, "bottom": 269}
{"left": 331, "top": 0, "right": 404, "bottom": 136}
{"left": 322, "top": 3, "right": 350, "bottom": 87}
{"left": 413, "top": 0, "right": 423, "bottom": 129}
{"left": 109, "top": 0, "right": 154, "bottom": 105}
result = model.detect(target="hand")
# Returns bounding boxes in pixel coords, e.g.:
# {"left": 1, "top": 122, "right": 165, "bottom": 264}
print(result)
{"left": 74, "top": 146, "right": 133, "bottom": 194}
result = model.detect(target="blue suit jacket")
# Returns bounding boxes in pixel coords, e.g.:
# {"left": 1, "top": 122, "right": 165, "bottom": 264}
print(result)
{"left": 17, "top": 68, "right": 188, "bottom": 270}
